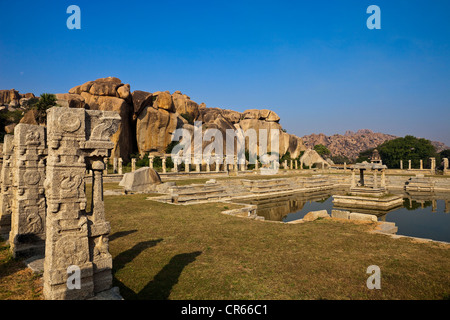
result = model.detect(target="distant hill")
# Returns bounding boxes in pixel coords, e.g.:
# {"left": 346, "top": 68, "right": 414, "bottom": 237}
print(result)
{"left": 302, "top": 129, "right": 449, "bottom": 160}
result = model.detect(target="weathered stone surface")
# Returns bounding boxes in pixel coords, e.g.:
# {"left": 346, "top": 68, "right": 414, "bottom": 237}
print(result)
{"left": 55, "top": 93, "right": 86, "bottom": 109}
{"left": 19, "top": 109, "right": 39, "bottom": 125}
{"left": 117, "top": 84, "right": 131, "bottom": 101}
{"left": 331, "top": 210, "right": 350, "bottom": 219}
{"left": 172, "top": 91, "right": 199, "bottom": 120}
{"left": 119, "top": 167, "right": 162, "bottom": 193}
{"left": 349, "top": 212, "right": 378, "bottom": 222}
{"left": 67, "top": 78, "right": 134, "bottom": 162}
{"left": 43, "top": 107, "right": 120, "bottom": 300}
{"left": 131, "top": 90, "right": 153, "bottom": 118}
{"left": 0, "top": 135, "right": 14, "bottom": 237}
{"left": 80, "top": 91, "right": 133, "bottom": 162}
{"left": 0, "top": 89, "right": 21, "bottom": 106}
{"left": 9, "top": 124, "right": 46, "bottom": 258}
{"left": 88, "top": 77, "right": 122, "bottom": 96}
{"left": 136, "top": 105, "right": 178, "bottom": 155}
{"left": 303, "top": 210, "right": 329, "bottom": 222}
{"left": 152, "top": 91, "right": 175, "bottom": 112}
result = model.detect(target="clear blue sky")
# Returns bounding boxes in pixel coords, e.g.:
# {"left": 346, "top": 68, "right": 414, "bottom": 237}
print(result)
{"left": 1, "top": 0, "right": 449, "bottom": 145}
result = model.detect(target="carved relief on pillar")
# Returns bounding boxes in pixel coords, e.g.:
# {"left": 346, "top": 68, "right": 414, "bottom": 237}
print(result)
{"left": 9, "top": 124, "right": 47, "bottom": 257}
{"left": 43, "top": 107, "right": 120, "bottom": 300}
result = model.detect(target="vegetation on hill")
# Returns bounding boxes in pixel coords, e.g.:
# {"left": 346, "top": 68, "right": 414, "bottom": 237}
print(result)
{"left": 357, "top": 135, "right": 440, "bottom": 168}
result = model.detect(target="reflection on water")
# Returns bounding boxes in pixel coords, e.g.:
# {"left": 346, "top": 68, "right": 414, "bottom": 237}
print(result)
{"left": 242, "top": 191, "right": 450, "bottom": 243}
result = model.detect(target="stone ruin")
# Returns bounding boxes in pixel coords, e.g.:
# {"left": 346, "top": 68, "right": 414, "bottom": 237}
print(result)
{"left": 0, "top": 107, "right": 121, "bottom": 300}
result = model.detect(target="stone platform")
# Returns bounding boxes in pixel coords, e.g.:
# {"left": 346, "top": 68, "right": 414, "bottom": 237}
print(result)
{"left": 332, "top": 194, "right": 403, "bottom": 211}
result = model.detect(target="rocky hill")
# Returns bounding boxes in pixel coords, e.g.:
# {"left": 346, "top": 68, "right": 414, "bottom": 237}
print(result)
{"left": 302, "top": 129, "right": 449, "bottom": 160}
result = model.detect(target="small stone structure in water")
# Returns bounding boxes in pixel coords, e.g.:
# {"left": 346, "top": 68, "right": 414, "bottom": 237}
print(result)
{"left": 333, "top": 161, "right": 403, "bottom": 212}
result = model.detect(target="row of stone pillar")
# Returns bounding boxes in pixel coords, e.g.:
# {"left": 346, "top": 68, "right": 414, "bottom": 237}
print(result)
{"left": 398, "top": 158, "right": 448, "bottom": 173}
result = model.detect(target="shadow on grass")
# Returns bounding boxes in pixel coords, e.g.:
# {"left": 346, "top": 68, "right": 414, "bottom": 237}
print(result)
{"left": 109, "top": 230, "right": 138, "bottom": 242}
{"left": 113, "top": 239, "right": 163, "bottom": 273}
{"left": 114, "top": 251, "right": 202, "bottom": 300}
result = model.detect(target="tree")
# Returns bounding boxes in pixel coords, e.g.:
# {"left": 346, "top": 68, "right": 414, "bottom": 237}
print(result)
{"left": 314, "top": 144, "right": 331, "bottom": 157}
{"left": 376, "top": 135, "right": 438, "bottom": 168}
{"left": 356, "top": 148, "right": 374, "bottom": 163}
{"left": 35, "top": 93, "right": 58, "bottom": 124}
{"left": 440, "top": 149, "right": 450, "bottom": 160}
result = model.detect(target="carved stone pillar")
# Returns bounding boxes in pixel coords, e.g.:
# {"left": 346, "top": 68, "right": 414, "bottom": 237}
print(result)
{"left": 9, "top": 124, "right": 46, "bottom": 258}
{"left": 131, "top": 158, "right": 136, "bottom": 172}
{"left": 43, "top": 107, "right": 120, "bottom": 300}
{"left": 162, "top": 157, "right": 166, "bottom": 173}
{"left": 0, "top": 135, "right": 14, "bottom": 237}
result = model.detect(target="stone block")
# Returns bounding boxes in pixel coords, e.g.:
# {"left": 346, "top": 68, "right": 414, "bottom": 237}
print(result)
{"left": 349, "top": 212, "right": 378, "bottom": 222}
{"left": 119, "top": 167, "right": 161, "bottom": 193}
{"left": 303, "top": 210, "right": 329, "bottom": 222}
{"left": 331, "top": 210, "right": 350, "bottom": 219}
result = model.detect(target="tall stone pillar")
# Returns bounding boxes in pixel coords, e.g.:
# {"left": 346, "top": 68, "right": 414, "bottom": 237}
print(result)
{"left": 173, "top": 157, "right": 179, "bottom": 173}
{"left": 131, "top": 158, "right": 136, "bottom": 172}
{"left": 0, "top": 135, "right": 14, "bottom": 237}
{"left": 113, "top": 157, "right": 118, "bottom": 173}
{"left": 185, "top": 159, "right": 190, "bottom": 173}
{"left": 284, "top": 160, "right": 287, "bottom": 169}
{"left": 295, "top": 160, "right": 298, "bottom": 170}
{"left": 103, "top": 158, "right": 108, "bottom": 176}
{"left": 300, "top": 160, "right": 303, "bottom": 170}
{"left": 400, "top": 160, "right": 403, "bottom": 170}
{"left": 430, "top": 157, "right": 436, "bottom": 174}
{"left": 162, "top": 157, "right": 166, "bottom": 173}
{"left": 234, "top": 157, "right": 238, "bottom": 173}
{"left": 215, "top": 156, "right": 220, "bottom": 172}
{"left": 118, "top": 158, "right": 123, "bottom": 175}
{"left": 43, "top": 107, "right": 120, "bottom": 300}
{"left": 344, "top": 162, "right": 347, "bottom": 171}
{"left": 290, "top": 160, "right": 293, "bottom": 170}
{"left": 444, "top": 158, "right": 449, "bottom": 175}
{"left": 149, "top": 156, "right": 154, "bottom": 169}
{"left": 420, "top": 159, "right": 423, "bottom": 170}
{"left": 9, "top": 124, "right": 46, "bottom": 258}
{"left": 381, "top": 169, "right": 386, "bottom": 189}
{"left": 373, "top": 170, "right": 378, "bottom": 188}
{"left": 255, "top": 159, "right": 259, "bottom": 171}
{"left": 408, "top": 160, "right": 411, "bottom": 170}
